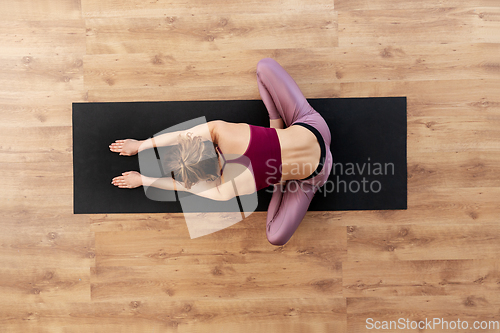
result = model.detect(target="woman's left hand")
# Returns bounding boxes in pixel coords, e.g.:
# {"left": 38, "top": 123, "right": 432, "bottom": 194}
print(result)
{"left": 112, "top": 171, "right": 143, "bottom": 189}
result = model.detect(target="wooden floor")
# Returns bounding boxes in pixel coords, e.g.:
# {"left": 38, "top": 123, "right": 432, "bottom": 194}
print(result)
{"left": 1, "top": 0, "right": 499, "bottom": 331}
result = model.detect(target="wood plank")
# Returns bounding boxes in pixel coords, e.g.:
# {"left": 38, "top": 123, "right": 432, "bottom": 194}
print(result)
{"left": 332, "top": 43, "right": 500, "bottom": 82}
{"left": 373, "top": 187, "right": 498, "bottom": 225}
{"left": 340, "top": 187, "right": 500, "bottom": 225}
{"left": 0, "top": 267, "right": 90, "bottom": 303}
{"left": 82, "top": 0, "right": 334, "bottom": 18}
{"left": 0, "top": 19, "right": 85, "bottom": 98}
{"left": 338, "top": 8, "right": 500, "bottom": 46}
{"left": 0, "top": 127, "right": 71, "bottom": 163}
{"left": 85, "top": 13, "right": 337, "bottom": 55}
{"left": 94, "top": 223, "right": 346, "bottom": 266}
{"left": 0, "top": 55, "right": 84, "bottom": 92}
{"left": 0, "top": 212, "right": 90, "bottom": 234}
{"left": 0, "top": 91, "right": 87, "bottom": 127}
{"left": 84, "top": 48, "right": 341, "bottom": 100}
{"left": 89, "top": 299, "right": 346, "bottom": 333}
{"left": 0, "top": 230, "right": 95, "bottom": 269}
{"left": 408, "top": 151, "right": 500, "bottom": 188}
{"left": 335, "top": 0, "right": 500, "bottom": 11}
{"left": 340, "top": 79, "right": 500, "bottom": 117}
{"left": 0, "top": 303, "right": 95, "bottom": 333}
{"left": 0, "top": 162, "right": 72, "bottom": 198}
{"left": 343, "top": 259, "right": 500, "bottom": 297}
{"left": 0, "top": 19, "right": 85, "bottom": 55}
{"left": 347, "top": 224, "right": 500, "bottom": 261}
{"left": 0, "top": 0, "right": 82, "bottom": 21}
{"left": 407, "top": 115, "right": 500, "bottom": 153}
{"left": 90, "top": 264, "right": 343, "bottom": 301}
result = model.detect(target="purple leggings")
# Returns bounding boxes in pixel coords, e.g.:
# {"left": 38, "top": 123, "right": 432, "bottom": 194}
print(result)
{"left": 256, "top": 58, "right": 333, "bottom": 246}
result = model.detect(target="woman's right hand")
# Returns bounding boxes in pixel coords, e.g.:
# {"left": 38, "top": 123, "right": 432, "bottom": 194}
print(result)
{"left": 112, "top": 171, "right": 143, "bottom": 188}
{"left": 109, "top": 139, "right": 142, "bottom": 156}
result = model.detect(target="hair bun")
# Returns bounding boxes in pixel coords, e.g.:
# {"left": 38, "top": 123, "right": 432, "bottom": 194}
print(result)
{"left": 162, "top": 133, "right": 220, "bottom": 189}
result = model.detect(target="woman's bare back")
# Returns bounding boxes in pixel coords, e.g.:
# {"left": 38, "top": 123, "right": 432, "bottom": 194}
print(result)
{"left": 214, "top": 121, "right": 321, "bottom": 181}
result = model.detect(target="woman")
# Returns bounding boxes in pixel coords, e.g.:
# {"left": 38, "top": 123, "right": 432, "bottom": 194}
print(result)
{"left": 110, "top": 58, "right": 333, "bottom": 246}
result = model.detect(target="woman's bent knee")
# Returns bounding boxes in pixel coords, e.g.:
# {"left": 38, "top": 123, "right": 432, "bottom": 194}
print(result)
{"left": 267, "top": 230, "right": 291, "bottom": 246}
{"left": 257, "top": 58, "right": 279, "bottom": 75}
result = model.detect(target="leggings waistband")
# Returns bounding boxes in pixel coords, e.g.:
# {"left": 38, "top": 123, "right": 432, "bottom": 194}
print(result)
{"left": 292, "top": 122, "right": 326, "bottom": 180}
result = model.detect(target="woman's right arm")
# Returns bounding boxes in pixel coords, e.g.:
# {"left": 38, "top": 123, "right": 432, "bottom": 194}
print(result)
{"left": 142, "top": 166, "right": 256, "bottom": 202}
{"left": 138, "top": 120, "right": 222, "bottom": 152}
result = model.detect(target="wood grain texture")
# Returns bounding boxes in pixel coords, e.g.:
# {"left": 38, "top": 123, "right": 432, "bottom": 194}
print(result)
{"left": 338, "top": 7, "right": 500, "bottom": 46}
{"left": 335, "top": 0, "right": 500, "bottom": 11}
{"left": 347, "top": 224, "right": 500, "bottom": 261}
{"left": 1, "top": 0, "right": 499, "bottom": 331}
{"left": 82, "top": 0, "right": 335, "bottom": 18}
{"left": 90, "top": 263, "right": 342, "bottom": 301}
{"left": 93, "top": 223, "right": 345, "bottom": 267}
{"left": 87, "top": 299, "right": 346, "bottom": 333}
{"left": 0, "top": 0, "right": 82, "bottom": 21}
{"left": 85, "top": 14, "right": 337, "bottom": 55}
{"left": 343, "top": 259, "right": 500, "bottom": 297}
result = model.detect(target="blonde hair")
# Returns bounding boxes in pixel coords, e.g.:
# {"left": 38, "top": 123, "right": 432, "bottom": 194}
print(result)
{"left": 163, "top": 132, "right": 219, "bottom": 189}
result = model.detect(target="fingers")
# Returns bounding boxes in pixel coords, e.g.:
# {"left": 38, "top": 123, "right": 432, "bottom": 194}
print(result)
{"left": 112, "top": 175, "right": 127, "bottom": 188}
{"left": 110, "top": 140, "right": 124, "bottom": 146}
{"left": 112, "top": 173, "right": 135, "bottom": 188}
{"left": 109, "top": 140, "right": 125, "bottom": 152}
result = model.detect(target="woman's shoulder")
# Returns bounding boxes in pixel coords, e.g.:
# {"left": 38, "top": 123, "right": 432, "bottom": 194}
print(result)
{"left": 208, "top": 120, "right": 232, "bottom": 139}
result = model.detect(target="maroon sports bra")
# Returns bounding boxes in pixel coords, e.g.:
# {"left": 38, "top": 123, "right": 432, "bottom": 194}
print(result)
{"left": 217, "top": 125, "right": 282, "bottom": 191}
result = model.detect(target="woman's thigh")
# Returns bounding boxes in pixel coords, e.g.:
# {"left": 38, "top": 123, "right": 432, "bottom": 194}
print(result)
{"left": 256, "top": 58, "right": 314, "bottom": 126}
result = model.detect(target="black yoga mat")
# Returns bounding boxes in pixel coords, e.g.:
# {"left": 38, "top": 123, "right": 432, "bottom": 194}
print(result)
{"left": 73, "top": 97, "right": 407, "bottom": 214}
